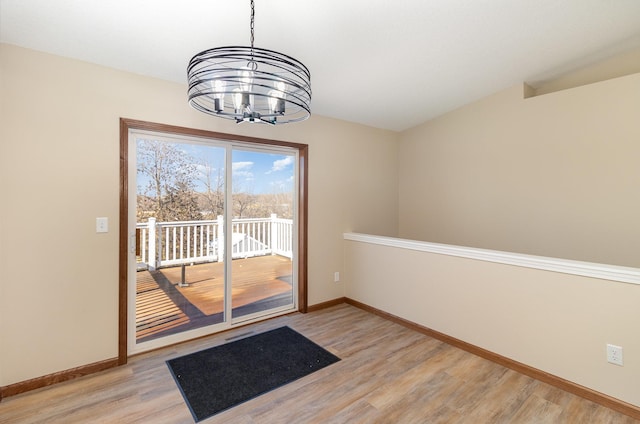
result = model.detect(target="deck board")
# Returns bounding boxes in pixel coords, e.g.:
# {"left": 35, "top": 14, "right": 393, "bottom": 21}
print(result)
{"left": 135, "top": 255, "right": 293, "bottom": 342}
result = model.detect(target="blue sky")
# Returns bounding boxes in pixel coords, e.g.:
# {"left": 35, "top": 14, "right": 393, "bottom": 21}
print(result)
{"left": 137, "top": 140, "right": 294, "bottom": 195}
{"left": 231, "top": 150, "right": 295, "bottom": 194}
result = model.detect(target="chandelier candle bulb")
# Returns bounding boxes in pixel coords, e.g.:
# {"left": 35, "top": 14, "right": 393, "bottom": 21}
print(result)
{"left": 212, "top": 80, "right": 226, "bottom": 112}
{"left": 268, "top": 93, "right": 285, "bottom": 114}
{"left": 233, "top": 89, "right": 251, "bottom": 113}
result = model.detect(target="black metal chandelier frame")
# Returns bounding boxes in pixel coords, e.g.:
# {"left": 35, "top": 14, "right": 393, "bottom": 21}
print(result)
{"left": 187, "top": 1, "right": 312, "bottom": 124}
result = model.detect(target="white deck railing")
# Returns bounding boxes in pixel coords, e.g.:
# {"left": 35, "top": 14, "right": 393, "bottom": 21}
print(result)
{"left": 136, "top": 214, "right": 293, "bottom": 270}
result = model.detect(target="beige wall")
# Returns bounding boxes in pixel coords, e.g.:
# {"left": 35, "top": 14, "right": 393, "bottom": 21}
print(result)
{"left": 0, "top": 44, "right": 399, "bottom": 386}
{"left": 344, "top": 239, "right": 640, "bottom": 407}
{"left": 398, "top": 74, "right": 640, "bottom": 267}
{"left": 531, "top": 46, "right": 640, "bottom": 96}
{"left": 3, "top": 38, "right": 638, "bottom": 400}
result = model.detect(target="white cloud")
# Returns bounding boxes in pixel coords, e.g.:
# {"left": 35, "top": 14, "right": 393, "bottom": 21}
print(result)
{"left": 269, "top": 156, "right": 293, "bottom": 173}
{"left": 195, "top": 163, "right": 213, "bottom": 177}
{"left": 233, "top": 161, "right": 253, "bottom": 171}
{"left": 269, "top": 177, "right": 294, "bottom": 192}
{"left": 232, "top": 161, "right": 254, "bottom": 183}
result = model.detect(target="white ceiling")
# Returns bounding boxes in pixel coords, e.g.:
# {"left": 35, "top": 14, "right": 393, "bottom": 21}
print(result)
{"left": 2, "top": 0, "right": 640, "bottom": 131}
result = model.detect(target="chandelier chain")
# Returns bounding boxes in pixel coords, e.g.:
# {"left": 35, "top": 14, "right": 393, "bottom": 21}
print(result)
{"left": 250, "top": 0, "right": 255, "bottom": 51}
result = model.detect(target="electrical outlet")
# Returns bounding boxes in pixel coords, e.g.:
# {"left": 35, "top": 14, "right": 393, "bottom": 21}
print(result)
{"left": 334, "top": 272, "right": 340, "bottom": 282}
{"left": 606, "top": 344, "right": 623, "bottom": 366}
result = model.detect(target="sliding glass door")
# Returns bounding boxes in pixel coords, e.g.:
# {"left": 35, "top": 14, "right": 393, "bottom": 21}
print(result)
{"left": 127, "top": 128, "right": 298, "bottom": 354}
{"left": 230, "top": 148, "right": 296, "bottom": 322}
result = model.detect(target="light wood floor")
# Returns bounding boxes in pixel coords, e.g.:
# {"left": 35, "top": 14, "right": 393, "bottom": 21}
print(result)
{"left": 1, "top": 304, "right": 637, "bottom": 423}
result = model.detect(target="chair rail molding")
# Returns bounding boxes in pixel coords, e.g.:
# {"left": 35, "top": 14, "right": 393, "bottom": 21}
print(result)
{"left": 343, "top": 233, "right": 640, "bottom": 285}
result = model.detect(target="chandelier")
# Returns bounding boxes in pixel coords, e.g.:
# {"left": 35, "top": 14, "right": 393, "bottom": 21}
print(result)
{"left": 187, "top": 0, "right": 312, "bottom": 124}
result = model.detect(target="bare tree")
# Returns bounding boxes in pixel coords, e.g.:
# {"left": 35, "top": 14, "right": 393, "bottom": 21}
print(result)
{"left": 233, "top": 192, "right": 256, "bottom": 219}
{"left": 137, "top": 140, "right": 200, "bottom": 222}
{"left": 198, "top": 159, "right": 225, "bottom": 219}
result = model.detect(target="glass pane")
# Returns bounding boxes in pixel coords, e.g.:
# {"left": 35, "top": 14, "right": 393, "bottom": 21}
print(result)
{"left": 135, "top": 138, "right": 226, "bottom": 343}
{"left": 230, "top": 149, "right": 295, "bottom": 320}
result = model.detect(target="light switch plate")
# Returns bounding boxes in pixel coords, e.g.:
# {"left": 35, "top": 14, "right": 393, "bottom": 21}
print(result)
{"left": 96, "top": 217, "right": 109, "bottom": 233}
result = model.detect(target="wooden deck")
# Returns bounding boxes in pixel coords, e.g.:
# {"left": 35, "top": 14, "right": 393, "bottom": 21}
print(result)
{"left": 136, "top": 255, "right": 293, "bottom": 342}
